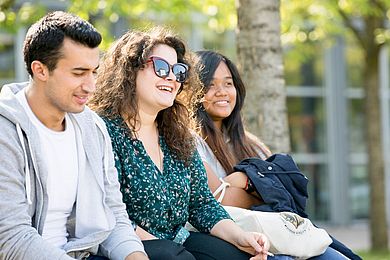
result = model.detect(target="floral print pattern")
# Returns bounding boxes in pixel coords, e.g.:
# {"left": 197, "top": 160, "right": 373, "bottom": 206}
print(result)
{"left": 102, "top": 116, "right": 230, "bottom": 241}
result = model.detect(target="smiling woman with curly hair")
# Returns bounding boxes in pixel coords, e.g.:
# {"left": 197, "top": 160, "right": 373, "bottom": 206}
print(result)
{"left": 89, "top": 27, "right": 272, "bottom": 260}
{"left": 89, "top": 28, "right": 201, "bottom": 163}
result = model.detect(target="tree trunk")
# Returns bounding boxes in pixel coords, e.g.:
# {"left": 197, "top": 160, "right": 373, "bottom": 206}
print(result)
{"left": 236, "top": 0, "right": 290, "bottom": 153}
{"left": 364, "top": 45, "right": 389, "bottom": 251}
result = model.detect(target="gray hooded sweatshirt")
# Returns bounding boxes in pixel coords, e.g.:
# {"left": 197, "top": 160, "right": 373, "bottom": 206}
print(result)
{"left": 0, "top": 82, "right": 145, "bottom": 260}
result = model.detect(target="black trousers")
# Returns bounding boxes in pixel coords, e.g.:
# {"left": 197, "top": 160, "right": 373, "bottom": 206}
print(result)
{"left": 143, "top": 232, "right": 251, "bottom": 260}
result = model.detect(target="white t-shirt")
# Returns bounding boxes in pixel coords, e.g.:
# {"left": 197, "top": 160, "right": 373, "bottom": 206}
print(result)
{"left": 195, "top": 134, "right": 228, "bottom": 178}
{"left": 16, "top": 90, "right": 79, "bottom": 248}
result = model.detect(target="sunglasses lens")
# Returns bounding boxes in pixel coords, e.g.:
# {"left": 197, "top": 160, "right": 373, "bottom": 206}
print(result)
{"left": 153, "top": 59, "right": 170, "bottom": 78}
{"left": 150, "top": 57, "right": 188, "bottom": 83}
{"left": 173, "top": 64, "right": 188, "bottom": 83}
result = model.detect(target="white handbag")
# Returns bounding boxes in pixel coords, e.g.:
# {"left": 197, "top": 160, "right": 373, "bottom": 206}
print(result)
{"left": 212, "top": 179, "right": 332, "bottom": 259}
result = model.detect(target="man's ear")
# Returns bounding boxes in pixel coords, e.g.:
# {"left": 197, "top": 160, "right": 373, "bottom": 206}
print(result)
{"left": 31, "top": 61, "right": 49, "bottom": 81}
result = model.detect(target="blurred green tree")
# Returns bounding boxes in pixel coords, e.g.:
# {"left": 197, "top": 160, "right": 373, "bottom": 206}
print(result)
{"left": 0, "top": 0, "right": 236, "bottom": 48}
{"left": 67, "top": 0, "right": 236, "bottom": 49}
{"left": 282, "top": 0, "right": 389, "bottom": 251}
{"left": 0, "top": 1, "right": 46, "bottom": 34}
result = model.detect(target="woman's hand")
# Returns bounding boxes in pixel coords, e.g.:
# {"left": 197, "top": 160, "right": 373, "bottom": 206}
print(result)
{"left": 224, "top": 171, "right": 248, "bottom": 189}
{"left": 211, "top": 219, "right": 270, "bottom": 260}
{"left": 234, "top": 231, "right": 270, "bottom": 260}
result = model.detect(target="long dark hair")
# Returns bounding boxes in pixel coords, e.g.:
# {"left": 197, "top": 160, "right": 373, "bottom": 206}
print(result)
{"left": 195, "top": 50, "right": 270, "bottom": 173}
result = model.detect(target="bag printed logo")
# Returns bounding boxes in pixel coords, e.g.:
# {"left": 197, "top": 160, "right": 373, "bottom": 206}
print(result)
{"left": 280, "top": 212, "right": 309, "bottom": 235}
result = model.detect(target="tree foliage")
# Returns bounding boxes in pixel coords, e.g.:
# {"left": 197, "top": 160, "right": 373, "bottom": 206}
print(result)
{"left": 0, "top": 1, "right": 46, "bottom": 34}
{"left": 67, "top": 0, "right": 236, "bottom": 48}
{"left": 0, "top": 0, "right": 236, "bottom": 50}
{"left": 281, "top": 0, "right": 390, "bottom": 55}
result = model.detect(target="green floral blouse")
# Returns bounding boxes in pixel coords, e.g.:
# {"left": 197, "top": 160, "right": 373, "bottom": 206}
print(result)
{"left": 102, "top": 116, "right": 230, "bottom": 242}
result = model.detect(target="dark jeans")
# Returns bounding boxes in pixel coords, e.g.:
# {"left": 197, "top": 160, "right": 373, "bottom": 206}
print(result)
{"left": 142, "top": 232, "right": 251, "bottom": 260}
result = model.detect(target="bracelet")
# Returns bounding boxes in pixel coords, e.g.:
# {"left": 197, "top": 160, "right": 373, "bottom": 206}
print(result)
{"left": 245, "top": 177, "right": 255, "bottom": 193}
{"left": 245, "top": 177, "right": 249, "bottom": 190}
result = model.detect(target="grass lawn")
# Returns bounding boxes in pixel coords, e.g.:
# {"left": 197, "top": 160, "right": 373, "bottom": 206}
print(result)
{"left": 357, "top": 250, "right": 390, "bottom": 259}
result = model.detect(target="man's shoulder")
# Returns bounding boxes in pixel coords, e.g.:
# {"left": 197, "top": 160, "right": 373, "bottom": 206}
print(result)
{"left": 0, "top": 82, "right": 28, "bottom": 124}
{"left": 0, "top": 114, "right": 17, "bottom": 140}
{"left": 1, "top": 81, "right": 28, "bottom": 95}
{"left": 71, "top": 106, "right": 103, "bottom": 127}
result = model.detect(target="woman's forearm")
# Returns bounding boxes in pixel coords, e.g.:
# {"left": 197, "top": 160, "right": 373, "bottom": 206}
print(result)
{"left": 203, "top": 162, "right": 262, "bottom": 208}
{"left": 210, "top": 219, "right": 243, "bottom": 247}
{"left": 219, "top": 186, "right": 262, "bottom": 209}
{"left": 210, "top": 219, "right": 270, "bottom": 259}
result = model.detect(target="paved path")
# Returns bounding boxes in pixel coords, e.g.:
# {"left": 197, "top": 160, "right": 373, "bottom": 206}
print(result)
{"left": 322, "top": 222, "right": 390, "bottom": 251}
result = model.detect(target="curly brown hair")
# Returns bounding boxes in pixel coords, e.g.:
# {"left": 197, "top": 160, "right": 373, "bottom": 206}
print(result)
{"left": 89, "top": 27, "right": 203, "bottom": 163}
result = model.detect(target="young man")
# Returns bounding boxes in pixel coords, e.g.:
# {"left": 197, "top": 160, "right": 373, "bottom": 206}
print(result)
{"left": 0, "top": 11, "right": 147, "bottom": 260}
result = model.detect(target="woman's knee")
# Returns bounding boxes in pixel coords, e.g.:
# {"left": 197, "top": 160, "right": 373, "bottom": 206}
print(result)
{"left": 142, "top": 239, "right": 195, "bottom": 260}
{"left": 184, "top": 232, "right": 251, "bottom": 260}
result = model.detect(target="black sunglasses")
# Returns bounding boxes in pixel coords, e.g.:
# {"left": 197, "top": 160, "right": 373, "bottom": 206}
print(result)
{"left": 146, "top": 56, "right": 188, "bottom": 83}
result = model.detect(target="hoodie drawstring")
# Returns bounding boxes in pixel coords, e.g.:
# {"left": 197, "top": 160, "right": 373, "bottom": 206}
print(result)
{"left": 16, "top": 123, "right": 32, "bottom": 204}
{"left": 94, "top": 118, "right": 113, "bottom": 185}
